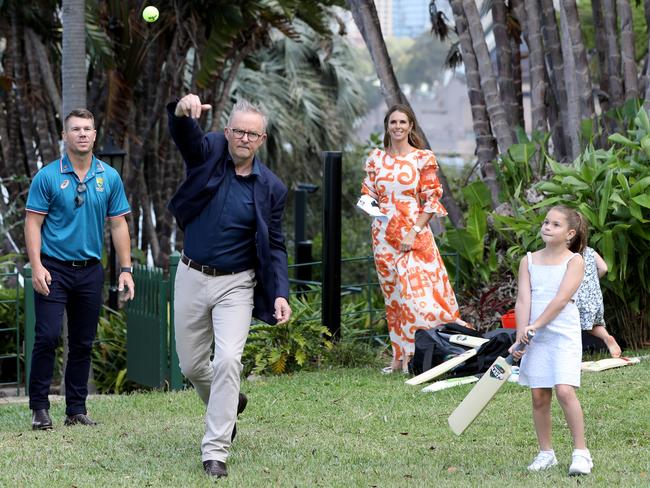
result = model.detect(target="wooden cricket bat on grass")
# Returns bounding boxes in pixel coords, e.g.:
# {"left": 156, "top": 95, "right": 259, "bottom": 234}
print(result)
{"left": 581, "top": 355, "right": 649, "bottom": 372}
{"left": 420, "top": 375, "right": 480, "bottom": 393}
{"left": 447, "top": 331, "right": 533, "bottom": 435}
{"left": 405, "top": 348, "right": 478, "bottom": 386}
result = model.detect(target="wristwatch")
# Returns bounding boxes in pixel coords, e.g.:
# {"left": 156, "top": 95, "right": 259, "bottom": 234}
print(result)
{"left": 412, "top": 225, "right": 423, "bottom": 234}
{"left": 120, "top": 266, "right": 133, "bottom": 273}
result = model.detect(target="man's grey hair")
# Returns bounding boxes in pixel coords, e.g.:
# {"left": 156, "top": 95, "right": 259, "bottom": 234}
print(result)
{"left": 227, "top": 99, "right": 268, "bottom": 131}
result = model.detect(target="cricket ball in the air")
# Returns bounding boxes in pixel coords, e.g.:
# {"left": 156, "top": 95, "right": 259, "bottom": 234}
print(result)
{"left": 142, "top": 6, "right": 159, "bottom": 23}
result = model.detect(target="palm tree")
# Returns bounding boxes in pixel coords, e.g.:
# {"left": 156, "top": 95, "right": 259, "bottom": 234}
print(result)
{"left": 525, "top": 0, "right": 548, "bottom": 134}
{"left": 460, "top": 0, "right": 515, "bottom": 152}
{"left": 445, "top": 0, "right": 499, "bottom": 206}
{"left": 61, "top": 0, "right": 86, "bottom": 117}
{"left": 617, "top": 0, "right": 638, "bottom": 101}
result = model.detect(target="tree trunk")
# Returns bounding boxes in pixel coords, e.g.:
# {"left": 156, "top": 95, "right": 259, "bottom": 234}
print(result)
{"left": 602, "top": 0, "right": 624, "bottom": 107}
{"left": 347, "top": 0, "right": 408, "bottom": 107}
{"left": 491, "top": 1, "right": 517, "bottom": 128}
{"left": 525, "top": 0, "right": 547, "bottom": 134}
{"left": 347, "top": 0, "right": 464, "bottom": 226}
{"left": 26, "top": 28, "right": 62, "bottom": 123}
{"left": 617, "top": 0, "right": 638, "bottom": 101}
{"left": 540, "top": 0, "right": 568, "bottom": 160}
{"left": 559, "top": 5, "right": 581, "bottom": 160}
{"left": 61, "top": 0, "right": 87, "bottom": 116}
{"left": 461, "top": 0, "right": 515, "bottom": 152}
{"left": 451, "top": 0, "right": 499, "bottom": 207}
{"left": 591, "top": 0, "right": 610, "bottom": 110}
{"left": 509, "top": 0, "right": 525, "bottom": 128}
{"left": 24, "top": 30, "right": 56, "bottom": 163}
{"left": 561, "top": 1, "right": 594, "bottom": 122}
{"left": 10, "top": 9, "right": 38, "bottom": 176}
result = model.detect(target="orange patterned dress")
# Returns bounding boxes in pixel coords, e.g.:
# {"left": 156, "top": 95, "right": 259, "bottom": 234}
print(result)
{"left": 361, "top": 148, "right": 461, "bottom": 361}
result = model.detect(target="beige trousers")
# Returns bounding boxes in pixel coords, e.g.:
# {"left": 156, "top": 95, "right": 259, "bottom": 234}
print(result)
{"left": 173, "top": 262, "right": 255, "bottom": 462}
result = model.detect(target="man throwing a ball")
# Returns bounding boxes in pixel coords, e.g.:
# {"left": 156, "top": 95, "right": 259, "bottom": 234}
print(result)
{"left": 167, "top": 94, "right": 291, "bottom": 478}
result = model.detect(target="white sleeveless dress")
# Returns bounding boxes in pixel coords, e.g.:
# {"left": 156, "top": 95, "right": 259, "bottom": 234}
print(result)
{"left": 518, "top": 252, "right": 583, "bottom": 388}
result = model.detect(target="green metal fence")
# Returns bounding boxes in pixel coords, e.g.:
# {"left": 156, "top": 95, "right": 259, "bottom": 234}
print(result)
{"left": 125, "top": 252, "right": 183, "bottom": 390}
{"left": 0, "top": 262, "right": 23, "bottom": 395}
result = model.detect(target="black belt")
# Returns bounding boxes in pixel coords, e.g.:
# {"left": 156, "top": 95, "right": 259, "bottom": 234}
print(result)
{"left": 181, "top": 254, "right": 237, "bottom": 277}
{"left": 41, "top": 254, "right": 100, "bottom": 268}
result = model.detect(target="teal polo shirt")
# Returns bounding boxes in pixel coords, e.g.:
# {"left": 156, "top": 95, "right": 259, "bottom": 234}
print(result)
{"left": 26, "top": 154, "right": 131, "bottom": 261}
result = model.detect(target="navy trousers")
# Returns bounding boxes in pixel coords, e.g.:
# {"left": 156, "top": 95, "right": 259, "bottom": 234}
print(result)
{"left": 28, "top": 257, "right": 104, "bottom": 415}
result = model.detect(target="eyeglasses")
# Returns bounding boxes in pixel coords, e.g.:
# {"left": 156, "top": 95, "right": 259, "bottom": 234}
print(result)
{"left": 229, "top": 128, "right": 263, "bottom": 142}
{"left": 75, "top": 182, "right": 87, "bottom": 208}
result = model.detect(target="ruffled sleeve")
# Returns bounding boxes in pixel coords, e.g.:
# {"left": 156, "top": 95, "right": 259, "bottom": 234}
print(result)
{"left": 360, "top": 148, "right": 381, "bottom": 200}
{"left": 418, "top": 150, "right": 447, "bottom": 216}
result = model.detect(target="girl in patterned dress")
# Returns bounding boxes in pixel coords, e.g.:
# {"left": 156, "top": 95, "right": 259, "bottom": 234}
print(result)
{"left": 360, "top": 104, "right": 467, "bottom": 373}
{"left": 575, "top": 246, "right": 621, "bottom": 357}
{"left": 512, "top": 206, "right": 592, "bottom": 476}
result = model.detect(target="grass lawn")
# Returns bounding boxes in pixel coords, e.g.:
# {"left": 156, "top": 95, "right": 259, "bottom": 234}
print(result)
{"left": 1, "top": 356, "right": 649, "bottom": 487}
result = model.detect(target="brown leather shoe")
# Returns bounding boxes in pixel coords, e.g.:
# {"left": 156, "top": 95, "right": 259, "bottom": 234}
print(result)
{"left": 231, "top": 392, "right": 248, "bottom": 441}
{"left": 203, "top": 460, "right": 227, "bottom": 478}
{"left": 31, "top": 409, "right": 53, "bottom": 430}
{"left": 64, "top": 414, "right": 98, "bottom": 426}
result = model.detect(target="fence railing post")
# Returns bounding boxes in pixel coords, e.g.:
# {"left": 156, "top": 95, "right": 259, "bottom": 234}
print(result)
{"left": 322, "top": 151, "right": 342, "bottom": 340}
{"left": 23, "top": 264, "right": 35, "bottom": 395}
{"left": 168, "top": 251, "right": 183, "bottom": 390}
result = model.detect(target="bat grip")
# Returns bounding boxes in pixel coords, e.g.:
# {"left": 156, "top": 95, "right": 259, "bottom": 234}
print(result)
{"left": 505, "top": 330, "right": 535, "bottom": 365}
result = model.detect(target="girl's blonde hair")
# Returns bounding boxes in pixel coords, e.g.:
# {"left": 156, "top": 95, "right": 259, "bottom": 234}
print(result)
{"left": 550, "top": 205, "right": 588, "bottom": 253}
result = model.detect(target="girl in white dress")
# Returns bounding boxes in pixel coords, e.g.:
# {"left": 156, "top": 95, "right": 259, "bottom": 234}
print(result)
{"left": 512, "top": 205, "right": 592, "bottom": 476}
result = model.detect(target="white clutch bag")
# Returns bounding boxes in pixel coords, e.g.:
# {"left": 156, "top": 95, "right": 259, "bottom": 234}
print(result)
{"left": 356, "top": 195, "right": 385, "bottom": 217}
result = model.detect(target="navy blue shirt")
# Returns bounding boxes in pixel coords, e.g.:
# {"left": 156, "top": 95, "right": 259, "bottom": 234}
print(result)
{"left": 184, "top": 159, "right": 259, "bottom": 272}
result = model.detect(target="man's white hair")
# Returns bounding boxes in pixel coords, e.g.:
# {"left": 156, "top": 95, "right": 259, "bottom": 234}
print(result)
{"left": 227, "top": 99, "right": 268, "bottom": 130}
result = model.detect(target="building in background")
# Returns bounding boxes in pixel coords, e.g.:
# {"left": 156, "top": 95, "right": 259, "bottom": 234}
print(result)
{"left": 392, "top": 0, "right": 430, "bottom": 38}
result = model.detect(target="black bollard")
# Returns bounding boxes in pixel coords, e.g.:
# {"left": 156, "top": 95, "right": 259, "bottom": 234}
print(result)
{"left": 322, "top": 151, "right": 342, "bottom": 340}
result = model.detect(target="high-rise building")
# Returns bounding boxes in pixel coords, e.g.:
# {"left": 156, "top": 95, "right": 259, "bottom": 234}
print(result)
{"left": 392, "top": 0, "right": 430, "bottom": 38}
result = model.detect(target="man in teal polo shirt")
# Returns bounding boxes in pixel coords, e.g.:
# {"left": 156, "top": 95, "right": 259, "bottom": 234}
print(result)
{"left": 25, "top": 108, "right": 135, "bottom": 430}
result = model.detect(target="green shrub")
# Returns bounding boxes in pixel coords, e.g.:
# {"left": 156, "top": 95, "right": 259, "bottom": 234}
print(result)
{"left": 91, "top": 308, "right": 137, "bottom": 393}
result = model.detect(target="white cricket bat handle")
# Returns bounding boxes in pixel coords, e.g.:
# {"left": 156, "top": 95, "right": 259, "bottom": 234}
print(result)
{"left": 505, "top": 331, "right": 535, "bottom": 365}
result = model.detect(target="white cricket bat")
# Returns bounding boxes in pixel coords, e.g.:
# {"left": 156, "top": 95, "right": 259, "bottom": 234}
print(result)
{"left": 581, "top": 355, "right": 649, "bottom": 372}
{"left": 420, "top": 375, "right": 479, "bottom": 393}
{"left": 449, "top": 334, "right": 489, "bottom": 348}
{"left": 405, "top": 348, "right": 478, "bottom": 386}
{"left": 447, "top": 332, "right": 533, "bottom": 435}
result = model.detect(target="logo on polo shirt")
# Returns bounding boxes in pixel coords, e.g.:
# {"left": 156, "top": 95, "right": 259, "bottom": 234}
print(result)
{"left": 96, "top": 177, "right": 104, "bottom": 192}
{"left": 60, "top": 179, "right": 70, "bottom": 189}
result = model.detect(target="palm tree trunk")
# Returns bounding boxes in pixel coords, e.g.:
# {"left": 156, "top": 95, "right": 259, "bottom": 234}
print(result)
{"left": 617, "top": 0, "right": 638, "bottom": 101}
{"left": 559, "top": 6, "right": 581, "bottom": 160}
{"left": 509, "top": 0, "right": 525, "bottom": 128}
{"left": 26, "top": 28, "right": 62, "bottom": 123}
{"left": 540, "top": 0, "right": 568, "bottom": 159}
{"left": 591, "top": 0, "right": 610, "bottom": 110}
{"left": 450, "top": 0, "right": 499, "bottom": 207}
{"left": 525, "top": 0, "right": 547, "bottom": 134}
{"left": 346, "top": 0, "right": 408, "bottom": 107}
{"left": 491, "top": 1, "right": 517, "bottom": 128}
{"left": 602, "top": 0, "right": 624, "bottom": 107}
{"left": 348, "top": 0, "right": 464, "bottom": 226}
{"left": 10, "top": 9, "right": 38, "bottom": 176}
{"left": 61, "top": 0, "right": 87, "bottom": 116}
{"left": 561, "top": 1, "right": 594, "bottom": 121}
{"left": 23, "top": 30, "right": 56, "bottom": 163}
{"left": 461, "top": 0, "right": 515, "bottom": 153}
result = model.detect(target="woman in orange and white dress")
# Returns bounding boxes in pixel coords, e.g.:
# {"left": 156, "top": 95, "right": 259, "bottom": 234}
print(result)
{"left": 361, "top": 104, "right": 467, "bottom": 373}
